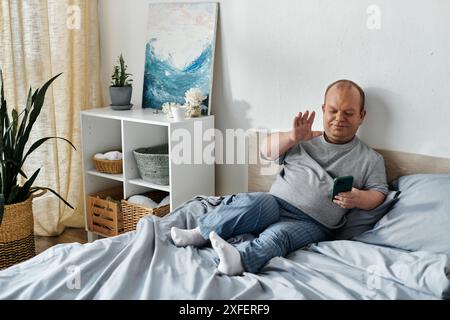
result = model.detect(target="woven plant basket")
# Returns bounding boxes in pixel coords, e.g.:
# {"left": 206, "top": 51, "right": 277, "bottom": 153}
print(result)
{"left": 92, "top": 156, "right": 123, "bottom": 174}
{"left": 0, "top": 196, "right": 35, "bottom": 270}
{"left": 121, "top": 190, "right": 170, "bottom": 232}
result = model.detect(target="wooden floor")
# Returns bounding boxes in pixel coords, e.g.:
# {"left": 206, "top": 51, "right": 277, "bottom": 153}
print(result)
{"left": 35, "top": 228, "right": 88, "bottom": 255}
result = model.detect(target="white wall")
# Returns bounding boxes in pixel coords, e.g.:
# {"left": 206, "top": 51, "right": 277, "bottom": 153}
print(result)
{"left": 99, "top": 0, "right": 450, "bottom": 196}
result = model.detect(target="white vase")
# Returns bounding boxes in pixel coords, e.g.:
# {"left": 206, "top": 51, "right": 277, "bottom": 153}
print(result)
{"left": 172, "top": 107, "right": 186, "bottom": 121}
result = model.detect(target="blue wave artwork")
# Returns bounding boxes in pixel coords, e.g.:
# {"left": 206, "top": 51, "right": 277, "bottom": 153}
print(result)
{"left": 142, "top": 40, "right": 213, "bottom": 113}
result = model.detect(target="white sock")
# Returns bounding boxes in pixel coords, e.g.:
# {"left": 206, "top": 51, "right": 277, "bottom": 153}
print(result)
{"left": 209, "top": 231, "right": 244, "bottom": 276}
{"left": 171, "top": 227, "right": 207, "bottom": 247}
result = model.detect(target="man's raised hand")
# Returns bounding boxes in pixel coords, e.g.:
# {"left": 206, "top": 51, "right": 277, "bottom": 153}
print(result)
{"left": 289, "top": 110, "right": 322, "bottom": 143}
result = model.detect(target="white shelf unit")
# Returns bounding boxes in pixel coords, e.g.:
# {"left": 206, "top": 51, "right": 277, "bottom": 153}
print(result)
{"left": 81, "top": 107, "right": 215, "bottom": 241}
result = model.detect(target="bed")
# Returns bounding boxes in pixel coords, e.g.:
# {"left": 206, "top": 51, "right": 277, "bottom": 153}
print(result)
{"left": 0, "top": 131, "right": 449, "bottom": 299}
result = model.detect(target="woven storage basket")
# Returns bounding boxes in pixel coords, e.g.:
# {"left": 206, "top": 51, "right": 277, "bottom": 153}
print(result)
{"left": 133, "top": 145, "right": 169, "bottom": 185}
{"left": 87, "top": 187, "right": 124, "bottom": 237}
{"left": 0, "top": 196, "right": 35, "bottom": 270}
{"left": 92, "top": 154, "right": 123, "bottom": 174}
{"left": 121, "top": 190, "right": 170, "bottom": 232}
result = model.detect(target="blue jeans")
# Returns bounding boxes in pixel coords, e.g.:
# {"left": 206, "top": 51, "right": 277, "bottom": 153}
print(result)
{"left": 197, "top": 192, "right": 333, "bottom": 273}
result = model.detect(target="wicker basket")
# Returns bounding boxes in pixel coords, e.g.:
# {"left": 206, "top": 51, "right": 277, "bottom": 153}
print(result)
{"left": 87, "top": 187, "right": 124, "bottom": 237}
{"left": 92, "top": 154, "right": 123, "bottom": 174}
{"left": 133, "top": 145, "right": 169, "bottom": 185}
{"left": 0, "top": 196, "right": 35, "bottom": 270}
{"left": 121, "top": 190, "right": 170, "bottom": 232}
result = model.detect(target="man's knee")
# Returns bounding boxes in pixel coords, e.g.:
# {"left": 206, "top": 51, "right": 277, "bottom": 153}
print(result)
{"left": 230, "top": 192, "right": 275, "bottom": 205}
{"left": 250, "top": 193, "right": 280, "bottom": 224}
{"left": 235, "top": 192, "right": 277, "bottom": 210}
{"left": 247, "top": 192, "right": 277, "bottom": 205}
{"left": 227, "top": 192, "right": 280, "bottom": 221}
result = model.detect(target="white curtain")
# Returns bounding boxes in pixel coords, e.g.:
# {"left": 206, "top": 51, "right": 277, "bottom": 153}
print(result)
{"left": 0, "top": 0, "right": 103, "bottom": 235}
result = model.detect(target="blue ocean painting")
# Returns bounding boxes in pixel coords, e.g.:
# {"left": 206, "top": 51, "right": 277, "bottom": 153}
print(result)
{"left": 143, "top": 41, "right": 212, "bottom": 111}
{"left": 142, "top": 3, "right": 217, "bottom": 114}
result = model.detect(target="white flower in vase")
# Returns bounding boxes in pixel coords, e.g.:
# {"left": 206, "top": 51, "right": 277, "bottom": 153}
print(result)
{"left": 184, "top": 88, "right": 206, "bottom": 117}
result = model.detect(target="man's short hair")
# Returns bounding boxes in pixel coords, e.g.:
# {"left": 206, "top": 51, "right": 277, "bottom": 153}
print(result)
{"left": 324, "top": 79, "right": 365, "bottom": 111}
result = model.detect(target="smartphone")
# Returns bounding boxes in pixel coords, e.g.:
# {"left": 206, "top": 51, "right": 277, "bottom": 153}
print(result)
{"left": 331, "top": 176, "right": 354, "bottom": 201}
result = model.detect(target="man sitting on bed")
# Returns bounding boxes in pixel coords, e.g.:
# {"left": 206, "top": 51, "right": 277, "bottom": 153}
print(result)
{"left": 171, "top": 79, "right": 389, "bottom": 276}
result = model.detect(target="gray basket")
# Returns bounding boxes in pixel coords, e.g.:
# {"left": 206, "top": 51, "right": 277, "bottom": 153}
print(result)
{"left": 133, "top": 144, "right": 169, "bottom": 185}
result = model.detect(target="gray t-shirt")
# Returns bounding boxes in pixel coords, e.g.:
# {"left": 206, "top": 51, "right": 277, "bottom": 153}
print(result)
{"left": 268, "top": 135, "right": 388, "bottom": 229}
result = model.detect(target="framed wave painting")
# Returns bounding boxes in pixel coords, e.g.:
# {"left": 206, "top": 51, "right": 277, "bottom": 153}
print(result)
{"left": 142, "top": 2, "right": 218, "bottom": 115}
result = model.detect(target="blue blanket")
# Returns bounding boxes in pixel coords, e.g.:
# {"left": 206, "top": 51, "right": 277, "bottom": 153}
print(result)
{"left": 0, "top": 196, "right": 448, "bottom": 299}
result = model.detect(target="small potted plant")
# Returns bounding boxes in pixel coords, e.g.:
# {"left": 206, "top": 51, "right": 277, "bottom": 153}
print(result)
{"left": 110, "top": 54, "right": 133, "bottom": 110}
{"left": 0, "top": 69, "right": 75, "bottom": 269}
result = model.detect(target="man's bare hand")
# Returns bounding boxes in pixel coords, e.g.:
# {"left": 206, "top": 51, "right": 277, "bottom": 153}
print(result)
{"left": 289, "top": 110, "right": 322, "bottom": 143}
{"left": 333, "top": 188, "right": 362, "bottom": 209}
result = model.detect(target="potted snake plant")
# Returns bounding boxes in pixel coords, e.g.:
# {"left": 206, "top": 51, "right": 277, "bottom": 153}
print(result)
{"left": 0, "top": 69, "right": 75, "bottom": 269}
{"left": 109, "top": 54, "right": 133, "bottom": 110}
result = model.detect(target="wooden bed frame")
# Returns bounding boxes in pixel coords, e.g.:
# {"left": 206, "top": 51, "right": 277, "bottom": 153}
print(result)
{"left": 247, "top": 130, "right": 450, "bottom": 192}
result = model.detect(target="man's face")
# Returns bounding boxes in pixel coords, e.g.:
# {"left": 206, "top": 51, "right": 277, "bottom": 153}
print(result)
{"left": 322, "top": 86, "right": 366, "bottom": 144}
